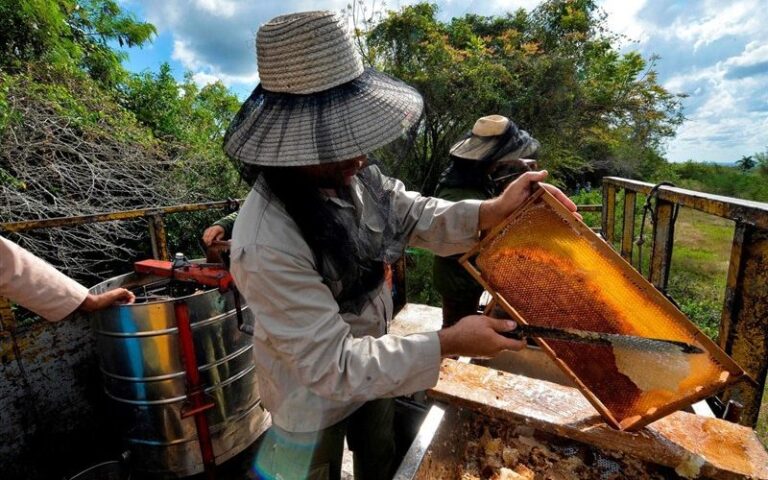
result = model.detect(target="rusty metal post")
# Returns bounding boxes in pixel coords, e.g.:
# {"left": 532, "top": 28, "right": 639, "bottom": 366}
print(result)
{"left": 649, "top": 200, "right": 675, "bottom": 291}
{"left": 621, "top": 191, "right": 637, "bottom": 262}
{"left": 718, "top": 223, "right": 768, "bottom": 427}
{"left": 0, "top": 297, "right": 16, "bottom": 337}
{"left": 601, "top": 183, "right": 617, "bottom": 244}
{"left": 148, "top": 214, "right": 170, "bottom": 261}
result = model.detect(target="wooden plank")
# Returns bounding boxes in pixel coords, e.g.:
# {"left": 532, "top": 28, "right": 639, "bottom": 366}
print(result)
{"left": 649, "top": 199, "right": 675, "bottom": 291}
{"left": 603, "top": 177, "right": 768, "bottom": 230}
{"left": 388, "top": 303, "right": 442, "bottom": 337}
{"left": 719, "top": 223, "right": 768, "bottom": 426}
{"left": 601, "top": 183, "right": 617, "bottom": 244}
{"left": 149, "top": 214, "right": 169, "bottom": 261}
{"left": 429, "top": 360, "right": 768, "bottom": 480}
{"left": 621, "top": 190, "right": 637, "bottom": 261}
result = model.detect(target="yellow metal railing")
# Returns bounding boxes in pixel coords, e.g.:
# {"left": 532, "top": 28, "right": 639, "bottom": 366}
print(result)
{"left": 0, "top": 200, "right": 240, "bottom": 333}
{"left": 602, "top": 177, "right": 768, "bottom": 428}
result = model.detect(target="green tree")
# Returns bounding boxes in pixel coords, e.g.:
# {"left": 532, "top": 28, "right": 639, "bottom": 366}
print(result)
{"left": 0, "top": 0, "right": 244, "bottom": 279}
{"left": 366, "top": 1, "right": 683, "bottom": 191}
{"left": 122, "top": 63, "right": 183, "bottom": 138}
{"left": 121, "top": 66, "right": 243, "bottom": 199}
{"left": 736, "top": 155, "right": 755, "bottom": 171}
{"left": 754, "top": 148, "right": 768, "bottom": 177}
{"left": 0, "top": 0, "right": 155, "bottom": 86}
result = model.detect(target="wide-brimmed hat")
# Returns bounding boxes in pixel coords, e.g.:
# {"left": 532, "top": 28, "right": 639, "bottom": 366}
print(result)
{"left": 449, "top": 115, "right": 539, "bottom": 162}
{"left": 223, "top": 11, "right": 424, "bottom": 167}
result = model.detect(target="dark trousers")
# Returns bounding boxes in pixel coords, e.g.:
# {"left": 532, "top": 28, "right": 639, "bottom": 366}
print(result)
{"left": 441, "top": 294, "right": 482, "bottom": 328}
{"left": 253, "top": 398, "right": 396, "bottom": 480}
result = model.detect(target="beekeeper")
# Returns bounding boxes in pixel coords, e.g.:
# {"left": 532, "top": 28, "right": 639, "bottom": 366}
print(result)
{"left": 433, "top": 115, "right": 540, "bottom": 327}
{"left": 222, "top": 11, "right": 578, "bottom": 480}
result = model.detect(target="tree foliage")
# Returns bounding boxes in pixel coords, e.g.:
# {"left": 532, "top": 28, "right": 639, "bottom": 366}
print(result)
{"left": 366, "top": 1, "right": 684, "bottom": 192}
{"left": 0, "top": 66, "right": 174, "bottom": 280}
{"left": 0, "top": 0, "right": 707, "bottom": 284}
{"left": 0, "top": 1, "right": 243, "bottom": 282}
{"left": 0, "top": 0, "right": 155, "bottom": 86}
{"left": 121, "top": 65, "right": 244, "bottom": 202}
{"left": 736, "top": 155, "right": 755, "bottom": 171}
{"left": 670, "top": 160, "right": 768, "bottom": 202}
{"left": 751, "top": 147, "right": 768, "bottom": 177}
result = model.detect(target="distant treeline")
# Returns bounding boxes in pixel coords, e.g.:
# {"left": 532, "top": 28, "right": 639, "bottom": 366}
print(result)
{"left": 668, "top": 158, "right": 768, "bottom": 203}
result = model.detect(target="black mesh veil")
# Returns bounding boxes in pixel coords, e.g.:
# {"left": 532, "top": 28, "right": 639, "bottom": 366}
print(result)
{"left": 250, "top": 161, "right": 425, "bottom": 314}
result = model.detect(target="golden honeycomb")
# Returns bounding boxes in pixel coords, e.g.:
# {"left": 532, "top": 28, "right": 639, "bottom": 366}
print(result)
{"left": 467, "top": 192, "right": 743, "bottom": 429}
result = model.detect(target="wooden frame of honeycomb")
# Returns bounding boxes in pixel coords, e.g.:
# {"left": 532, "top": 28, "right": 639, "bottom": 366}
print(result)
{"left": 460, "top": 188, "right": 745, "bottom": 430}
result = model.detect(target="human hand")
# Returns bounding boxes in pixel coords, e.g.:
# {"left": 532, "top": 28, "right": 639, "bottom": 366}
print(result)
{"left": 437, "top": 315, "right": 525, "bottom": 358}
{"left": 202, "top": 225, "right": 226, "bottom": 247}
{"left": 478, "top": 170, "right": 581, "bottom": 230}
{"left": 79, "top": 288, "right": 136, "bottom": 312}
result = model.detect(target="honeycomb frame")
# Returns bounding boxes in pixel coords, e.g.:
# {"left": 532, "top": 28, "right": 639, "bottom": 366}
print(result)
{"left": 460, "top": 188, "right": 745, "bottom": 430}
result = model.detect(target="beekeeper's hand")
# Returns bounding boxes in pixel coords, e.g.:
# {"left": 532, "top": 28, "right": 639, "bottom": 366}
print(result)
{"left": 478, "top": 170, "right": 581, "bottom": 230}
{"left": 438, "top": 315, "right": 525, "bottom": 358}
{"left": 80, "top": 288, "right": 135, "bottom": 312}
{"left": 202, "top": 225, "right": 226, "bottom": 247}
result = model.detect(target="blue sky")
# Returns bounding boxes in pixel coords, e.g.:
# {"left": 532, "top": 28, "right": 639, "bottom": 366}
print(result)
{"left": 118, "top": 0, "right": 768, "bottom": 163}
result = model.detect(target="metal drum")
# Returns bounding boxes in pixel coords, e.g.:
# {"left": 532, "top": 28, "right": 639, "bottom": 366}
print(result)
{"left": 89, "top": 268, "right": 269, "bottom": 477}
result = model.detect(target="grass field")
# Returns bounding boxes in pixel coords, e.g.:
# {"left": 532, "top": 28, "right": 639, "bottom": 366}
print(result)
{"left": 665, "top": 208, "right": 767, "bottom": 446}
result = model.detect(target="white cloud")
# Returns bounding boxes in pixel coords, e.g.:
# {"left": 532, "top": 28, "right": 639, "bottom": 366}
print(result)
{"left": 663, "top": 65, "right": 719, "bottom": 93}
{"left": 195, "top": 0, "right": 238, "bottom": 17}
{"left": 170, "top": 40, "right": 202, "bottom": 71}
{"left": 191, "top": 71, "right": 222, "bottom": 87}
{"left": 670, "top": 0, "right": 761, "bottom": 50}
{"left": 172, "top": 38, "right": 259, "bottom": 88}
{"left": 482, "top": 0, "right": 542, "bottom": 13}
{"left": 604, "top": 0, "right": 768, "bottom": 162}
{"left": 725, "top": 41, "right": 768, "bottom": 68}
{"left": 601, "top": 0, "right": 650, "bottom": 44}
{"left": 662, "top": 57, "right": 768, "bottom": 161}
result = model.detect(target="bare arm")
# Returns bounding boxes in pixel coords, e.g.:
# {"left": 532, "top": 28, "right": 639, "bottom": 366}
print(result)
{"left": 79, "top": 289, "right": 135, "bottom": 312}
{"left": 1, "top": 237, "right": 134, "bottom": 321}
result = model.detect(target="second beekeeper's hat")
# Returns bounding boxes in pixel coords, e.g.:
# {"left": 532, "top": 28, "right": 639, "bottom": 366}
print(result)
{"left": 449, "top": 115, "right": 539, "bottom": 162}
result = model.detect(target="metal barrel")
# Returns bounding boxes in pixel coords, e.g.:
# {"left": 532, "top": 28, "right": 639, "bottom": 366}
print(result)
{"left": 89, "top": 271, "right": 269, "bottom": 477}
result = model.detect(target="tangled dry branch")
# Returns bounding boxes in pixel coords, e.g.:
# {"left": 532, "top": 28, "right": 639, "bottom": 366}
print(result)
{"left": 0, "top": 87, "right": 181, "bottom": 281}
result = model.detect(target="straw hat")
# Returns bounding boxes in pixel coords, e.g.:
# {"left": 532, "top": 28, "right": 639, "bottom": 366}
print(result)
{"left": 471, "top": 115, "right": 509, "bottom": 136}
{"left": 223, "top": 11, "right": 424, "bottom": 167}
{"left": 449, "top": 115, "right": 539, "bottom": 162}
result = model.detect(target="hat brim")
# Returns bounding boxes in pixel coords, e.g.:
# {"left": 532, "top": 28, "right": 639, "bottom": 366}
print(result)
{"left": 224, "top": 69, "right": 423, "bottom": 166}
{"left": 449, "top": 129, "right": 540, "bottom": 162}
{"left": 449, "top": 135, "right": 503, "bottom": 161}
